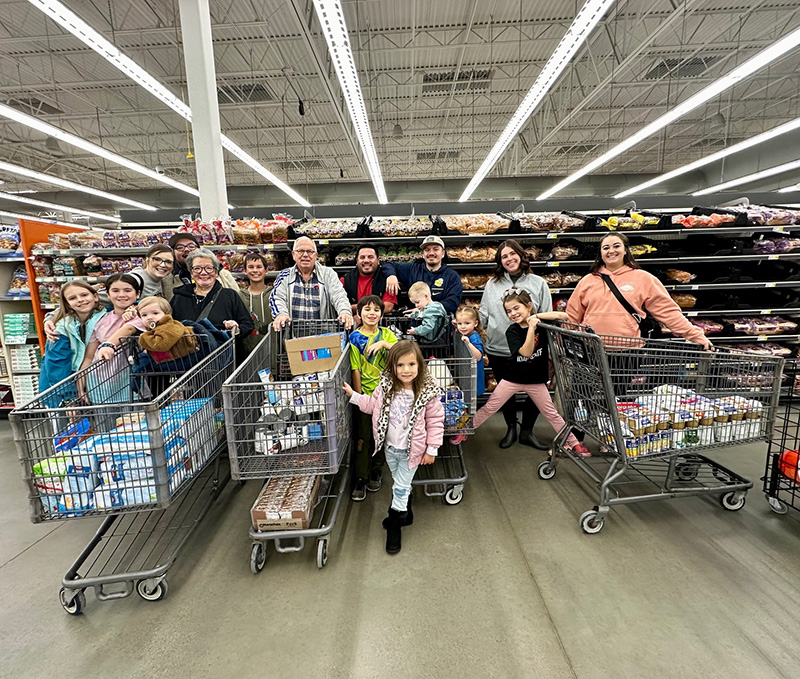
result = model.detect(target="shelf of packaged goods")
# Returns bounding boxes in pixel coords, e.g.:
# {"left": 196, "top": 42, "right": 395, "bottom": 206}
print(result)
{"left": 0, "top": 296, "right": 32, "bottom": 302}
{"left": 0, "top": 256, "right": 25, "bottom": 262}
{"left": 39, "top": 303, "right": 57, "bottom": 310}
{"left": 664, "top": 280, "right": 800, "bottom": 292}
{"left": 36, "top": 275, "right": 106, "bottom": 283}
{"left": 30, "top": 243, "right": 289, "bottom": 257}
{"left": 684, "top": 308, "right": 800, "bottom": 318}
{"left": 4, "top": 334, "right": 39, "bottom": 345}
{"left": 711, "top": 335, "right": 800, "bottom": 343}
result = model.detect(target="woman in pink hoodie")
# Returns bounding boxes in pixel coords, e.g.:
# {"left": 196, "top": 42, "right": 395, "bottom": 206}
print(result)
{"left": 343, "top": 340, "right": 444, "bottom": 555}
{"left": 567, "top": 233, "right": 712, "bottom": 349}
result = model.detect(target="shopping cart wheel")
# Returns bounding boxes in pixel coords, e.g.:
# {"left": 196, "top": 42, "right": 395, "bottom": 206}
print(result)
{"left": 443, "top": 487, "right": 464, "bottom": 505}
{"left": 316, "top": 539, "right": 328, "bottom": 569}
{"left": 579, "top": 509, "right": 604, "bottom": 534}
{"left": 250, "top": 542, "right": 267, "bottom": 574}
{"left": 136, "top": 578, "right": 168, "bottom": 602}
{"left": 537, "top": 461, "right": 557, "bottom": 480}
{"left": 767, "top": 496, "right": 789, "bottom": 515}
{"left": 59, "top": 587, "right": 86, "bottom": 616}
{"left": 719, "top": 491, "right": 746, "bottom": 512}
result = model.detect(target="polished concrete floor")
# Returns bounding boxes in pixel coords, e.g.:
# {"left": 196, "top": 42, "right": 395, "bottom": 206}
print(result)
{"left": 2, "top": 416, "right": 800, "bottom": 679}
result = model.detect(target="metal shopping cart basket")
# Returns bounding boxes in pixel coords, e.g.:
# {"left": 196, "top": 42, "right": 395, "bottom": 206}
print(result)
{"left": 415, "top": 334, "right": 477, "bottom": 505}
{"left": 222, "top": 318, "right": 352, "bottom": 572}
{"left": 10, "top": 333, "right": 235, "bottom": 614}
{"left": 537, "top": 322, "right": 784, "bottom": 534}
{"left": 385, "top": 312, "right": 454, "bottom": 358}
{"left": 763, "top": 359, "right": 800, "bottom": 517}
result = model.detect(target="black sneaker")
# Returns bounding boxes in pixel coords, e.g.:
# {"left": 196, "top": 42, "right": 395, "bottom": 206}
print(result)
{"left": 367, "top": 468, "right": 382, "bottom": 492}
{"left": 351, "top": 477, "right": 367, "bottom": 502}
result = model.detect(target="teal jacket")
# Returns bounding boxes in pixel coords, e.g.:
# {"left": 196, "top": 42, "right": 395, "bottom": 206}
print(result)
{"left": 55, "top": 310, "right": 108, "bottom": 372}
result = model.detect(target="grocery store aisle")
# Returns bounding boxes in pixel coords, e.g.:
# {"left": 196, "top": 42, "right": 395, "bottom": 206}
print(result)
{"left": 1, "top": 418, "right": 799, "bottom": 679}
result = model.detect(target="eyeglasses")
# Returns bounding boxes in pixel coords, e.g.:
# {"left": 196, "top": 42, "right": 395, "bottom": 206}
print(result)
{"left": 150, "top": 256, "right": 174, "bottom": 267}
{"left": 294, "top": 249, "right": 317, "bottom": 256}
{"left": 191, "top": 266, "right": 216, "bottom": 274}
{"left": 174, "top": 243, "right": 198, "bottom": 252}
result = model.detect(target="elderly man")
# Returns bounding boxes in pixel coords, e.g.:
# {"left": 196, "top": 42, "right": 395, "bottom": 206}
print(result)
{"left": 383, "top": 235, "right": 462, "bottom": 314}
{"left": 271, "top": 236, "right": 354, "bottom": 331}
{"left": 339, "top": 243, "right": 397, "bottom": 316}
{"left": 162, "top": 232, "right": 238, "bottom": 300}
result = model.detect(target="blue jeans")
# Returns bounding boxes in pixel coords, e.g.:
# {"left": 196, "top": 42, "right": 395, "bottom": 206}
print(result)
{"left": 385, "top": 445, "right": 417, "bottom": 511}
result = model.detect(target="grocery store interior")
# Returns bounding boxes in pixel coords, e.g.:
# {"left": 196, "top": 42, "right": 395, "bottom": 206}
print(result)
{"left": 2, "top": 1, "right": 800, "bottom": 678}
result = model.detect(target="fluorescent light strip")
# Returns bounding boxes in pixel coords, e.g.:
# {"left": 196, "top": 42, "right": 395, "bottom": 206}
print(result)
{"left": 615, "top": 117, "right": 800, "bottom": 199}
{"left": 458, "top": 0, "right": 616, "bottom": 203}
{"left": 779, "top": 185, "right": 800, "bottom": 193}
{"left": 0, "top": 160, "right": 157, "bottom": 210}
{"left": 0, "top": 103, "right": 198, "bottom": 199}
{"left": 30, "top": 0, "right": 311, "bottom": 207}
{"left": 0, "top": 209, "right": 80, "bottom": 228}
{"left": 538, "top": 24, "right": 800, "bottom": 200}
{"left": 0, "top": 190, "right": 120, "bottom": 222}
{"left": 311, "top": 0, "right": 387, "bottom": 204}
{"left": 692, "top": 159, "right": 800, "bottom": 196}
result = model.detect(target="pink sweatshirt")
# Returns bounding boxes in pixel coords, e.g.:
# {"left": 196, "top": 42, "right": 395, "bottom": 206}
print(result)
{"left": 566, "top": 266, "right": 707, "bottom": 344}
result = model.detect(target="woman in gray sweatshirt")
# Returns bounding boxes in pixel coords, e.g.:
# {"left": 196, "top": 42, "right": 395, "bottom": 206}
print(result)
{"left": 479, "top": 240, "right": 552, "bottom": 449}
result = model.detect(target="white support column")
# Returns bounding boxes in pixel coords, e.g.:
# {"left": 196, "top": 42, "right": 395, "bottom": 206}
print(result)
{"left": 178, "top": 0, "right": 228, "bottom": 219}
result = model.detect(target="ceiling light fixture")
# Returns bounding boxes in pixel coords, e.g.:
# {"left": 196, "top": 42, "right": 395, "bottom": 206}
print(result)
{"left": 0, "top": 103, "right": 199, "bottom": 198}
{"left": 0, "top": 160, "right": 157, "bottom": 210}
{"left": 311, "top": 0, "right": 388, "bottom": 204}
{"left": 691, "top": 159, "right": 800, "bottom": 196}
{"left": 458, "top": 0, "right": 616, "bottom": 203}
{"left": 779, "top": 184, "right": 800, "bottom": 193}
{"left": 0, "top": 190, "right": 120, "bottom": 222}
{"left": 0, "top": 209, "right": 79, "bottom": 228}
{"left": 538, "top": 23, "right": 800, "bottom": 200}
{"left": 614, "top": 117, "right": 800, "bottom": 199}
{"left": 28, "top": 0, "right": 311, "bottom": 207}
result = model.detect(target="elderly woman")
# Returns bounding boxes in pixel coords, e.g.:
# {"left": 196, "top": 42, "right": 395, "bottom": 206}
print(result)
{"left": 170, "top": 247, "right": 254, "bottom": 337}
{"left": 479, "top": 239, "right": 552, "bottom": 450}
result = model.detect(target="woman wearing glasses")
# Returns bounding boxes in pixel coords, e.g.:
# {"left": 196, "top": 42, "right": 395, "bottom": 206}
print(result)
{"left": 163, "top": 233, "right": 240, "bottom": 300}
{"left": 170, "top": 248, "right": 254, "bottom": 339}
{"left": 129, "top": 244, "right": 175, "bottom": 297}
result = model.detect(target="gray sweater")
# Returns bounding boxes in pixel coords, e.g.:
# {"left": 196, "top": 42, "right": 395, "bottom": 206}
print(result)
{"left": 479, "top": 272, "right": 552, "bottom": 356}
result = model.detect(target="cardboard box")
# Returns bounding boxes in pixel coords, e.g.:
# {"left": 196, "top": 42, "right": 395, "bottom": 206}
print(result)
{"left": 250, "top": 475, "right": 320, "bottom": 531}
{"left": 284, "top": 332, "right": 345, "bottom": 376}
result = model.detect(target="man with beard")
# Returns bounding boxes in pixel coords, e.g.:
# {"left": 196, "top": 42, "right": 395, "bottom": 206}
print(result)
{"left": 339, "top": 243, "right": 397, "bottom": 317}
{"left": 383, "top": 235, "right": 462, "bottom": 314}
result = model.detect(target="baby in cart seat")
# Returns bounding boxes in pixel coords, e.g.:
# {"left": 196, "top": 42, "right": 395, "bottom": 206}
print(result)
{"left": 405, "top": 282, "right": 448, "bottom": 342}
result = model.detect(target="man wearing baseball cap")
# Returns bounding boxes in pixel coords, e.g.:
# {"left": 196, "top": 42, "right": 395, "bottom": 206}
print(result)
{"left": 163, "top": 232, "right": 239, "bottom": 300}
{"left": 383, "top": 235, "right": 462, "bottom": 314}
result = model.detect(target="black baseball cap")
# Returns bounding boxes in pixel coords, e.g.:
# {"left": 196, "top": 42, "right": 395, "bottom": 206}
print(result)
{"left": 168, "top": 232, "right": 199, "bottom": 249}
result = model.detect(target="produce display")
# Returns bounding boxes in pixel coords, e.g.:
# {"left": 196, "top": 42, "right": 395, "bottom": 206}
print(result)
{"left": 443, "top": 214, "right": 508, "bottom": 234}
{"left": 369, "top": 217, "right": 432, "bottom": 236}
{"left": 518, "top": 213, "right": 584, "bottom": 232}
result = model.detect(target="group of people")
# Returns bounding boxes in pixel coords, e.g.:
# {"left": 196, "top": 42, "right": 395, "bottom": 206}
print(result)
{"left": 37, "top": 227, "right": 712, "bottom": 556}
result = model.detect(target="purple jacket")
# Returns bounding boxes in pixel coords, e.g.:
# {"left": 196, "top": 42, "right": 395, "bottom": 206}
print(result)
{"left": 353, "top": 373, "right": 444, "bottom": 468}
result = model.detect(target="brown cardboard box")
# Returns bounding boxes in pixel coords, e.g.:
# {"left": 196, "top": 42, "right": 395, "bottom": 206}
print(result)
{"left": 250, "top": 475, "right": 321, "bottom": 531}
{"left": 284, "top": 332, "right": 345, "bottom": 375}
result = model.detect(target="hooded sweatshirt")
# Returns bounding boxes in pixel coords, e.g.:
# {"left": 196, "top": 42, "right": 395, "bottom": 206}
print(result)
{"left": 566, "top": 265, "right": 706, "bottom": 344}
{"left": 479, "top": 272, "right": 552, "bottom": 356}
{"left": 238, "top": 287, "right": 272, "bottom": 353}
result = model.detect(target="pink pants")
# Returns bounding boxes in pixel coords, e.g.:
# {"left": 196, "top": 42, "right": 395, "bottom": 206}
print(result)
{"left": 474, "top": 380, "right": 579, "bottom": 448}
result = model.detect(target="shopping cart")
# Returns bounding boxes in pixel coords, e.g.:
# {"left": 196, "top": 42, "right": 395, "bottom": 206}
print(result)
{"left": 537, "top": 322, "right": 784, "bottom": 534}
{"left": 384, "top": 313, "right": 454, "bottom": 358}
{"left": 763, "top": 359, "right": 800, "bottom": 516}
{"left": 222, "top": 319, "right": 351, "bottom": 572}
{"left": 10, "top": 333, "right": 235, "bottom": 613}
{"left": 414, "top": 335, "right": 477, "bottom": 504}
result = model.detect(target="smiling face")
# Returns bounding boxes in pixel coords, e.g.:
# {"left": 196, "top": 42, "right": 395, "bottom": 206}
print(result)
{"left": 455, "top": 311, "right": 478, "bottom": 336}
{"left": 107, "top": 280, "right": 139, "bottom": 312}
{"left": 422, "top": 244, "right": 444, "bottom": 269}
{"left": 138, "top": 303, "right": 167, "bottom": 327}
{"left": 394, "top": 351, "right": 419, "bottom": 387}
{"left": 600, "top": 235, "right": 626, "bottom": 270}
{"left": 63, "top": 284, "right": 98, "bottom": 320}
{"left": 190, "top": 257, "right": 218, "bottom": 288}
{"left": 172, "top": 238, "right": 198, "bottom": 265}
{"left": 359, "top": 301, "right": 382, "bottom": 327}
{"left": 356, "top": 247, "right": 378, "bottom": 275}
{"left": 146, "top": 251, "right": 174, "bottom": 279}
{"left": 292, "top": 237, "right": 318, "bottom": 274}
{"left": 245, "top": 258, "right": 266, "bottom": 283}
{"left": 500, "top": 246, "right": 522, "bottom": 274}
{"left": 504, "top": 299, "right": 533, "bottom": 325}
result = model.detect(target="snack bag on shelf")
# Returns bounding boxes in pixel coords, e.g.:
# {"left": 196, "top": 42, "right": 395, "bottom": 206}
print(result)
{"left": 0, "top": 228, "right": 20, "bottom": 254}
{"left": 116, "top": 231, "right": 131, "bottom": 247}
{"left": 214, "top": 220, "right": 234, "bottom": 245}
{"left": 258, "top": 222, "right": 274, "bottom": 244}
{"left": 31, "top": 255, "right": 52, "bottom": 276}
{"left": 82, "top": 254, "right": 103, "bottom": 275}
{"left": 101, "top": 259, "right": 117, "bottom": 275}
{"left": 48, "top": 233, "right": 71, "bottom": 249}
{"left": 103, "top": 231, "right": 118, "bottom": 248}
{"left": 6, "top": 266, "right": 29, "bottom": 297}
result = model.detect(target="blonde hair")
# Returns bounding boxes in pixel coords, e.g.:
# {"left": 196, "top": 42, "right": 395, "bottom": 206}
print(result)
{"left": 408, "top": 281, "right": 431, "bottom": 299}
{"left": 455, "top": 304, "right": 485, "bottom": 344}
{"left": 52, "top": 281, "right": 103, "bottom": 325}
{"left": 137, "top": 296, "right": 172, "bottom": 314}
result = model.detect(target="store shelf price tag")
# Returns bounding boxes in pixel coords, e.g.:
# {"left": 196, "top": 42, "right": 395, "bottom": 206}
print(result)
{"left": 757, "top": 335, "right": 768, "bottom": 341}
{"left": 761, "top": 310, "right": 773, "bottom": 315}
{"left": 768, "top": 255, "right": 780, "bottom": 260}
{"left": 264, "top": 244, "right": 274, "bottom": 250}
{"left": 686, "top": 311, "right": 698, "bottom": 317}
{"left": 766, "top": 283, "right": 777, "bottom": 288}
{"left": 691, "top": 285, "right": 699, "bottom": 290}
{"left": 318, "top": 239, "right": 329, "bottom": 245}
{"left": 547, "top": 233, "right": 558, "bottom": 239}
{"left": 773, "top": 227, "right": 787, "bottom": 234}
{"left": 547, "top": 261, "right": 560, "bottom": 267}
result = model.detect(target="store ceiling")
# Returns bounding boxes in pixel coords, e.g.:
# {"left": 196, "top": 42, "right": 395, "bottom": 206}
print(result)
{"left": 0, "top": 0, "right": 799, "bottom": 214}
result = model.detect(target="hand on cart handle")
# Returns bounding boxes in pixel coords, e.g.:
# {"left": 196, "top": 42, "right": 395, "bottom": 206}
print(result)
{"left": 272, "top": 314, "right": 291, "bottom": 332}
{"left": 385, "top": 275, "right": 400, "bottom": 296}
{"left": 97, "top": 344, "right": 115, "bottom": 361}
{"left": 697, "top": 337, "right": 714, "bottom": 351}
{"left": 342, "top": 382, "right": 354, "bottom": 397}
{"left": 223, "top": 320, "right": 239, "bottom": 334}
{"left": 44, "top": 319, "right": 60, "bottom": 343}
{"left": 338, "top": 312, "right": 354, "bottom": 330}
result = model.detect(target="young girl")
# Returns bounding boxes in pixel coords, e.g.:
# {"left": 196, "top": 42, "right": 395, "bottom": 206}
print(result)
{"left": 46, "top": 281, "right": 107, "bottom": 375}
{"left": 454, "top": 305, "right": 485, "bottom": 399}
{"left": 343, "top": 340, "right": 444, "bottom": 555}
{"left": 461, "top": 290, "right": 591, "bottom": 456}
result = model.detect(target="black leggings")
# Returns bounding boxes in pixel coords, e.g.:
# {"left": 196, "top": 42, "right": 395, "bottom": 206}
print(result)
{"left": 486, "top": 352, "right": 540, "bottom": 430}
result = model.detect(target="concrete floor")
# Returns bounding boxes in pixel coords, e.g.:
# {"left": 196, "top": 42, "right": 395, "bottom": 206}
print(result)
{"left": 1, "top": 416, "right": 800, "bottom": 679}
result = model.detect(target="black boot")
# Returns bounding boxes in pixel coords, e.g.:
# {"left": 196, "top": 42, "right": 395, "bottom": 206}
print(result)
{"left": 499, "top": 423, "right": 517, "bottom": 449}
{"left": 401, "top": 493, "right": 413, "bottom": 526}
{"left": 384, "top": 508, "right": 405, "bottom": 554}
{"left": 519, "top": 428, "right": 548, "bottom": 450}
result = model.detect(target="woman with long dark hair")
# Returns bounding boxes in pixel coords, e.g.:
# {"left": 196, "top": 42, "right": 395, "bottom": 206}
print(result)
{"left": 479, "top": 239, "right": 552, "bottom": 449}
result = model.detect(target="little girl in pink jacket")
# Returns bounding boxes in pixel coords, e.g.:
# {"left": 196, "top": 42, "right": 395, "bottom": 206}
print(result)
{"left": 343, "top": 340, "right": 444, "bottom": 555}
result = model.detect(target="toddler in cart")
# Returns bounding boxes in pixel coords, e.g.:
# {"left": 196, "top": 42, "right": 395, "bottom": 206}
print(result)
{"left": 405, "top": 281, "right": 448, "bottom": 341}
{"left": 452, "top": 289, "right": 591, "bottom": 457}
{"left": 453, "top": 304, "right": 486, "bottom": 399}
{"left": 343, "top": 340, "right": 444, "bottom": 555}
